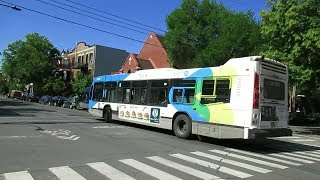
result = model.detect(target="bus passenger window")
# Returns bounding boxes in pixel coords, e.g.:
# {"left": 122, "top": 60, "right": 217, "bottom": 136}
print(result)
{"left": 173, "top": 89, "right": 183, "bottom": 103}
{"left": 215, "top": 80, "right": 231, "bottom": 103}
{"left": 184, "top": 88, "right": 195, "bottom": 104}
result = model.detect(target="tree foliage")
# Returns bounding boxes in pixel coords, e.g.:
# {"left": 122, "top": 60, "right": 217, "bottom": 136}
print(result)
{"left": 261, "top": 0, "right": 320, "bottom": 96}
{"left": 72, "top": 72, "right": 92, "bottom": 96}
{"left": 42, "top": 77, "right": 66, "bottom": 95}
{"left": 1, "top": 33, "right": 59, "bottom": 87}
{"left": 164, "top": 0, "right": 262, "bottom": 68}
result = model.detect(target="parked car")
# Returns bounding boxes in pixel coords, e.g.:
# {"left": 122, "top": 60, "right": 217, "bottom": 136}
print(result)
{"left": 26, "top": 93, "right": 41, "bottom": 103}
{"left": 9, "top": 90, "right": 23, "bottom": 99}
{"left": 62, "top": 96, "right": 77, "bottom": 109}
{"left": 38, "top": 95, "right": 53, "bottom": 105}
{"left": 306, "top": 113, "right": 320, "bottom": 125}
{"left": 49, "top": 96, "right": 66, "bottom": 106}
{"left": 76, "top": 97, "right": 88, "bottom": 110}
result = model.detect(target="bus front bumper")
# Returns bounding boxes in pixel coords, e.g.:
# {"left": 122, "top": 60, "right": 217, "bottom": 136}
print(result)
{"left": 249, "top": 128, "right": 293, "bottom": 139}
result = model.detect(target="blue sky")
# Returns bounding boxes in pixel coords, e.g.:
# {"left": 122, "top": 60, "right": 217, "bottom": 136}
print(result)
{"left": 0, "top": 0, "right": 268, "bottom": 62}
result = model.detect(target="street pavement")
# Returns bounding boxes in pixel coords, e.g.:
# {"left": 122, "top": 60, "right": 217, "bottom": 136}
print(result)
{"left": 0, "top": 96, "right": 320, "bottom": 180}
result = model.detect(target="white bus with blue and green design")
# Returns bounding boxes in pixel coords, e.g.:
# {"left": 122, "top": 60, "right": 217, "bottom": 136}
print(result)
{"left": 88, "top": 56, "right": 292, "bottom": 139}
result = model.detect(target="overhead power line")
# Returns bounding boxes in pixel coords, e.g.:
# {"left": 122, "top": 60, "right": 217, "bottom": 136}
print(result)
{"left": 33, "top": 0, "right": 149, "bottom": 35}
{"left": 64, "top": 0, "right": 167, "bottom": 34}
{"left": 0, "top": 0, "right": 165, "bottom": 49}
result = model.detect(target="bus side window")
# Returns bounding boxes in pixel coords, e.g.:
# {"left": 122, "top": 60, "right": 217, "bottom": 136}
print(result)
{"left": 184, "top": 88, "right": 195, "bottom": 104}
{"left": 173, "top": 89, "right": 183, "bottom": 103}
{"left": 215, "top": 79, "right": 231, "bottom": 103}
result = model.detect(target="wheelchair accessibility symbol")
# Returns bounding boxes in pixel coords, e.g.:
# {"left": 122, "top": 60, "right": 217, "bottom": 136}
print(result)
{"left": 150, "top": 108, "right": 160, "bottom": 123}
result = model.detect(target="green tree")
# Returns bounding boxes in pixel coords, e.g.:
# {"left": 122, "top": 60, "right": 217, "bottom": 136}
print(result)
{"left": 73, "top": 72, "right": 92, "bottom": 96}
{"left": 1, "top": 33, "right": 59, "bottom": 88}
{"left": 42, "top": 77, "right": 66, "bottom": 95}
{"left": 261, "top": 0, "right": 320, "bottom": 96}
{"left": 164, "top": 0, "right": 262, "bottom": 68}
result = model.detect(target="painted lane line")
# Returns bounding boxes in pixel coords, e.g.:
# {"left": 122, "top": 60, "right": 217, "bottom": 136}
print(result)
{"left": 191, "top": 151, "right": 271, "bottom": 173}
{"left": 49, "top": 166, "right": 86, "bottom": 180}
{"left": 87, "top": 162, "right": 135, "bottom": 180}
{"left": 3, "top": 171, "right": 34, "bottom": 180}
{"left": 147, "top": 156, "right": 222, "bottom": 180}
{"left": 209, "top": 150, "right": 288, "bottom": 169}
{"left": 269, "top": 154, "right": 314, "bottom": 164}
{"left": 119, "top": 159, "right": 182, "bottom": 180}
{"left": 170, "top": 153, "right": 252, "bottom": 179}
{"left": 292, "top": 139, "right": 316, "bottom": 142}
{"left": 227, "top": 148, "right": 302, "bottom": 166}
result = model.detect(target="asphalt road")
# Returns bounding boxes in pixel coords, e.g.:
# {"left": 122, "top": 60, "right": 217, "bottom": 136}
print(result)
{"left": 0, "top": 96, "right": 320, "bottom": 180}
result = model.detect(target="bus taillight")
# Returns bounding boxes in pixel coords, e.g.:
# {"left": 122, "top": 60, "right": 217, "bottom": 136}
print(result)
{"left": 253, "top": 72, "right": 259, "bottom": 109}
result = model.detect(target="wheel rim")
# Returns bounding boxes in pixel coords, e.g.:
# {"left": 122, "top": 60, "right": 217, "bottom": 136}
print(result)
{"left": 177, "top": 120, "right": 187, "bottom": 134}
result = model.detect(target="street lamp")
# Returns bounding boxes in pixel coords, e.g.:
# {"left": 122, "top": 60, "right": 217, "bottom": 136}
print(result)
{"left": 0, "top": 3, "right": 21, "bottom": 11}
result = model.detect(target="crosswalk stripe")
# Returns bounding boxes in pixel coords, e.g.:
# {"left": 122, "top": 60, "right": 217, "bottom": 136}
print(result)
{"left": 147, "top": 156, "right": 221, "bottom": 180}
{"left": 228, "top": 148, "right": 302, "bottom": 166}
{"left": 270, "top": 154, "right": 314, "bottom": 164}
{"left": 87, "top": 162, "right": 135, "bottom": 180}
{"left": 292, "top": 139, "right": 316, "bottom": 142}
{"left": 209, "top": 150, "right": 288, "bottom": 169}
{"left": 119, "top": 159, "right": 182, "bottom": 180}
{"left": 170, "top": 153, "right": 252, "bottom": 178}
{"left": 49, "top": 166, "right": 86, "bottom": 180}
{"left": 295, "top": 135, "right": 320, "bottom": 140}
{"left": 281, "top": 152, "right": 320, "bottom": 161}
{"left": 275, "top": 136, "right": 301, "bottom": 139}
{"left": 191, "top": 151, "right": 271, "bottom": 174}
{"left": 3, "top": 171, "right": 34, "bottom": 180}
{"left": 303, "top": 143, "right": 320, "bottom": 148}
{"left": 271, "top": 144, "right": 320, "bottom": 155}
{"left": 295, "top": 151, "right": 320, "bottom": 158}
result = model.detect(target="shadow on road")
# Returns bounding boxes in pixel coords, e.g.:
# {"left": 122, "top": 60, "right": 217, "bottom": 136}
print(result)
{"left": 294, "top": 127, "right": 320, "bottom": 135}
{"left": 0, "top": 107, "right": 56, "bottom": 117}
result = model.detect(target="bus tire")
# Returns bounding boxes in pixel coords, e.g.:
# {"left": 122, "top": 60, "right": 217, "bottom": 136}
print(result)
{"left": 104, "top": 107, "right": 112, "bottom": 123}
{"left": 173, "top": 114, "right": 192, "bottom": 139}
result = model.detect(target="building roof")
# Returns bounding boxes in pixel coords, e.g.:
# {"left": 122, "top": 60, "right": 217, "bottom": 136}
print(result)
{"left": 137, "top": 59, "right": 154, "bottom": 70}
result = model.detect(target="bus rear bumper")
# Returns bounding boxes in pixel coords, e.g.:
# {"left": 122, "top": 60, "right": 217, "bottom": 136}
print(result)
{"left": 249, "top": 128, "right": 293, "bottom": 139}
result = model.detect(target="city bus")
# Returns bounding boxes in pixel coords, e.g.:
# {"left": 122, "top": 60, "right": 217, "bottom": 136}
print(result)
{"left": 88, "top": 56, "right": 292, "bottom": 139}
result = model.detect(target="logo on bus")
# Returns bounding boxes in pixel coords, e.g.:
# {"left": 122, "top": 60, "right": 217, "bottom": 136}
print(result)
{"left": 150, "top": 108, "right": 160, "bottom": 123}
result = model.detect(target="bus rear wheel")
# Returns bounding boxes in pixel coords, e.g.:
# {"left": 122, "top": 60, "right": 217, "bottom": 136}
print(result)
{"left": 173, "top": 114, "right": 192, "bottom": 139}
{"left": 104, "top": 107, "right": 112, "bottom": 123}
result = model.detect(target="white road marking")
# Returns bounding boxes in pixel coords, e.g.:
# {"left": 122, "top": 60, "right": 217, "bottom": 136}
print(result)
{"left": 119, "top": 159, "right": 182, "bottom": 180}
{"left": 170, "top": 153, "right": 252, "bottom": 178}
{"left": 294, "top": 135, "right": 320, "bottom": 140}
{"left": 147, "top": 156, "right": 222, "bottom": 180}
{"left": 191, "top": 151, "right": 271, "bottom": 173}
{"left": 281, "top": 152, "right": 320, "bottom": 161}
{"left": 292, "top": 139, "right": 316, "bottom": 142}
{"left": 228, "top": 148, "right": 302, "bottom": 166}
{"left": 49, "top": 166, "right": 86, "bottom": 180}
{"left": 209, "top": 149, "right": 288, "bottom": 169}
{"left": 3, "top": 171, "right": 34, "bottom": 180}
{"left": 0, "top": 135, "right": 42, "bottom": 139}
{"left": 87, "top": 162, "right": 135, "bottom": 180}
{"left": 270, "top": 154, "right": 314, "bottom": 164}
{"left": 275, "top": 136, "right": 301, "bottom": 139}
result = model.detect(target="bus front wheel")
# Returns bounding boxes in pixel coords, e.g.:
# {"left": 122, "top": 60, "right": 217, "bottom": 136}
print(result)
{"left": 173, "top": 114, "right": 192, "bottom": 139}
{"left": 104, "top": 107, "right": 112, "bottom": 123}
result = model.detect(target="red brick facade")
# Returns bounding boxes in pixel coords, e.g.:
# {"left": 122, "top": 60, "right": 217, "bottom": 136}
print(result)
{"left": 120, "top": 32, "right": 171, "bottom": 73}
